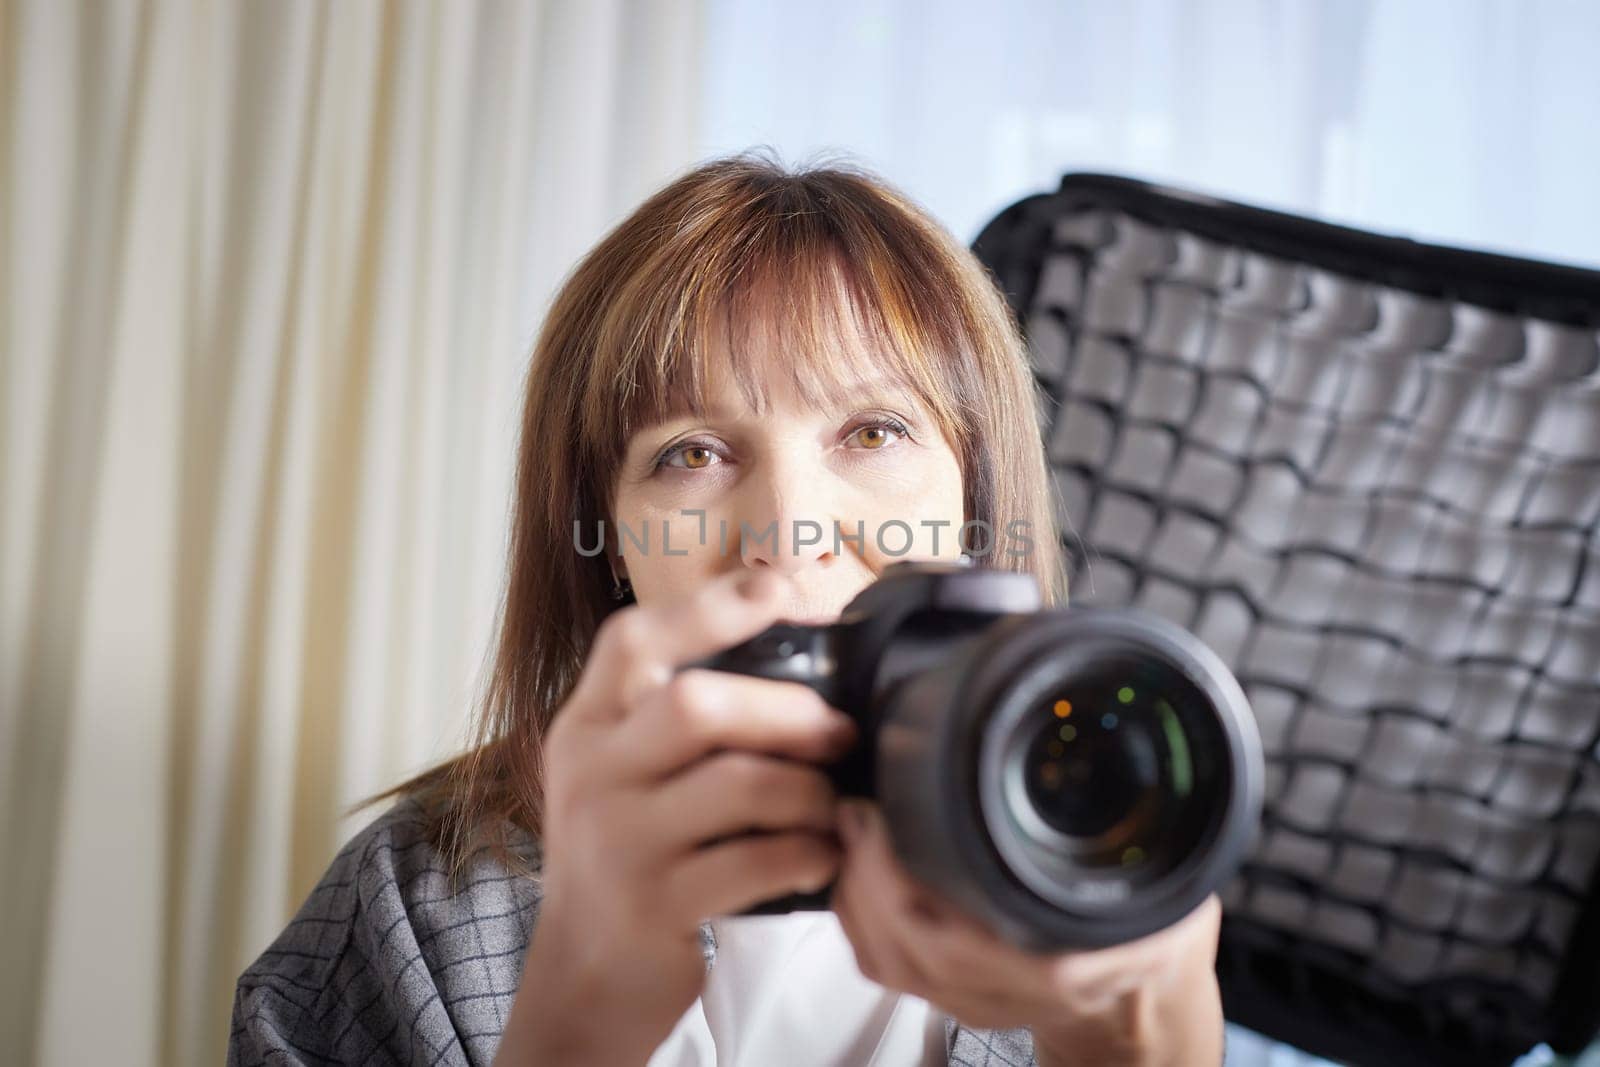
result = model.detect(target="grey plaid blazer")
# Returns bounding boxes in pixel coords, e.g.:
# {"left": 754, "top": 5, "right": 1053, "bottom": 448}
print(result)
{"left": 228, "top": 796, "right": 1037, "bottom": 1066}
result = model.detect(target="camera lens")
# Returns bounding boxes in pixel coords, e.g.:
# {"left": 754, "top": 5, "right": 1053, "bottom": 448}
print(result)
{"left": 1021, "top": 681, "right": 1162, "bottom": 847}
{"left": 982, "top": 634, "right": 1230, "bottom": 913}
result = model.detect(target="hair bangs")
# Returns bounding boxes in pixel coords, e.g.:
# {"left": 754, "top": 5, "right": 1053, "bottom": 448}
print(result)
{"left": 590, "top": 208, "right": 974, "bottom": 489}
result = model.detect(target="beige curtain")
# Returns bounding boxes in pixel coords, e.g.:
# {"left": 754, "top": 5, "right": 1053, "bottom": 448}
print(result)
{"left": 0, "top": 2, "right": 705, "bottom": 1064}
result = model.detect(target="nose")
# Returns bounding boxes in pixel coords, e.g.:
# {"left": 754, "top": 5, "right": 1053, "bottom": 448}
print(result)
{"left": 736, "top": 456, "right": 840, "bottom": 577}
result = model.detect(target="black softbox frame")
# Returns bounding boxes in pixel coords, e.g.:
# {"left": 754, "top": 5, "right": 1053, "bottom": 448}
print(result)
{"left": 971, "top": 173, "right": 1600, "bottom": 1067}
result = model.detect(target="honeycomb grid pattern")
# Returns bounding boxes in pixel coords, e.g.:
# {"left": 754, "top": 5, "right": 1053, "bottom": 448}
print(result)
{"left": 977, "top": 186, "right": 1600, "bottom": 1066}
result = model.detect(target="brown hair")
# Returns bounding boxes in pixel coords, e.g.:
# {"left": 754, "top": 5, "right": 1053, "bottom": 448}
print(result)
{"left": 355, "top": 149, "right": 1068, "bottom": 886}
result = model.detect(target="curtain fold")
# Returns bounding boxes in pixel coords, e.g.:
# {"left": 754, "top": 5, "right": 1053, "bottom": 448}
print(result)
{"left": 0, "top": 2, "right": 705, "bottom": 1065}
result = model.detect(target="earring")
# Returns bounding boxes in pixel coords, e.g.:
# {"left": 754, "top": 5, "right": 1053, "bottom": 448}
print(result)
{"left": 610, "top": 565, "right": 632, "bottom": 601}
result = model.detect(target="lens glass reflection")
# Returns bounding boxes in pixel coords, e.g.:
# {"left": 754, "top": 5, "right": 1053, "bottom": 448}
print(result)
{"left": 1017, "top": 658, "right": 1199, "bottom": 871}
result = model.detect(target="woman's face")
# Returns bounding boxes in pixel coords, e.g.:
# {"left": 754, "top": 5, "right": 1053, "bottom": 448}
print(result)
{"left": 610, "top": 344, "right": 966, "bottom": 623}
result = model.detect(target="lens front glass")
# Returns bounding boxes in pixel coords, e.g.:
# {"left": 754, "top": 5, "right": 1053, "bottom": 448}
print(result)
{"left": 1002, "top": 649, "right": 1217, "bottom": 885}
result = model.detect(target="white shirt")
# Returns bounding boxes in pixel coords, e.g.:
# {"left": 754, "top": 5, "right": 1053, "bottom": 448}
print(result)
{"left": 647, "top": 911, "right": 950, "bottom": 1067}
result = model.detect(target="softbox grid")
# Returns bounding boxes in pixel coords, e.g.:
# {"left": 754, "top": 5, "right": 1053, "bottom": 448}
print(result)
{"left": 971, "top": 174, "right": 1600, "bottom": 1067}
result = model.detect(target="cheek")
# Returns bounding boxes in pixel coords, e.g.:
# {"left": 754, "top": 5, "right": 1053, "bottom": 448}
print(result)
{"left": 610, "top": 503, "right": 727, "bottom": 599}
{"left": 854, "top": 448, "right": 966, "bottom": 562}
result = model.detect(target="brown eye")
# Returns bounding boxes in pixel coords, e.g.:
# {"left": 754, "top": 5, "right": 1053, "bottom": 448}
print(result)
{"left": 659, "top": 441, "right": 720, "bottom": 471}
{"left": 849, "top": 418, "right": 910, "bottom": 450}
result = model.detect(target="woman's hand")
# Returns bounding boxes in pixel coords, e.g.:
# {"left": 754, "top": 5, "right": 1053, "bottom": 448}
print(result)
{"left": 496, "top": 569, "right": 858, "bottom": 1066}
{"left": 829, "top": 799, "right": 1225, "bottom": 1067}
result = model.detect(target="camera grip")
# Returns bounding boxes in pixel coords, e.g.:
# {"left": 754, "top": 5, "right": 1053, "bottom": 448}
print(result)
{"left": 680, "top": 623, "right": 853, "bottom": 917}
{"left": 680, "top": 623, "right": 834, "bottom": 690}
{"left": 729, "top": 756, "right": 852, "bottom": 917}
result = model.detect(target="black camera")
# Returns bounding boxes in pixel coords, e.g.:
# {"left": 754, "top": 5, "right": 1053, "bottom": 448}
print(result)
{"left": 681, "top": 558, "right": 1263, "bottom": 951}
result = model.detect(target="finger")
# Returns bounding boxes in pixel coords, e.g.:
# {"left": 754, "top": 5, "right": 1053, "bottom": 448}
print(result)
{"left": 647, "top": 750, "right": 840, "bottom": 851}
{"left": 830, "top": 857, "right": 905, "bottom": 992}
{"left": 1047, "top": 892, "right": 1223, "bottom": 1001}
{"left": 665, "top": 828, "right": 841, "bottom": 925}
{"left": 609, "top": 668, "right": 856, "bottom": 783}
{"left": 841, "top": 801, "right": 1052, "bottom": 1001}
{"left": 830, "top": 801, "right": 936, "bottom": 996}
{"left": 911, "top": 974, "right": 1046, "bottom": 1033}
{"left": 579, "top": 569, "right": 801, "bottom": 720}
{"left": 830, "top": 849, "right": 1067, "bottom": 1032}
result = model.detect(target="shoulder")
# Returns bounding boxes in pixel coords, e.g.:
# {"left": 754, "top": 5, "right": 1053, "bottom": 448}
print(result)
{"left": 228, "top": 796, "right": 542, "bottom": 1067}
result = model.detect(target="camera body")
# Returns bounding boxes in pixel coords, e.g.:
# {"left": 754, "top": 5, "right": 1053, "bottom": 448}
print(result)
{"left": 683, "top": 558, "right": 1263, "bottom": 951}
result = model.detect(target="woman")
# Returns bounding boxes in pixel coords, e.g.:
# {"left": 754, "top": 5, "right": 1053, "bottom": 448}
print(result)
{"left": 228, "top": 152, "right": 1224, "bottom": 1066}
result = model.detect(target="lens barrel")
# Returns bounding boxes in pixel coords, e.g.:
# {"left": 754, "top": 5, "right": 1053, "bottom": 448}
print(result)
{"left": 875, "top": 607, "right": 1262, "bottom": 950}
